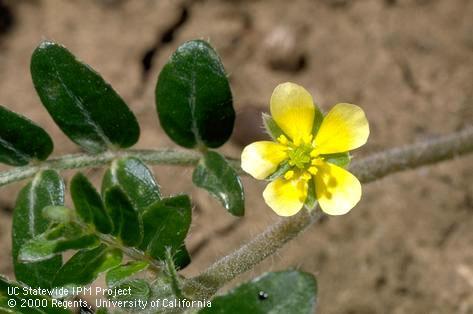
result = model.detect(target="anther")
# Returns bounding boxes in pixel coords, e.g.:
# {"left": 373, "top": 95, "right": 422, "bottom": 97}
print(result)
{"left": 301, "top": 172, "right": 311, "bottom": 181}
{"left": 277, "top": 135, "right": 288, "bottom": 145}
{"left": 308, "top": 166, "right": 318, "bottom": 175}
{"left": 284, "top": 170, "right": 294, "bottom": 180}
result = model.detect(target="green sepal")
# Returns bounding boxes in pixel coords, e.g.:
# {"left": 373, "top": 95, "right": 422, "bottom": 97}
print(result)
{"left": 262, "top": 113, "right": 287, "bottom": 141}
{"left": 311, "top": 106, "right": 324, "bottom": 136}
{"left": 52, "top": 245, "right": 122, "bottom": 292}
{"left": 70, "top": 172, "right": 113, "bottom": 234}
{"left": 104, "top": 187, "right": 143, "bottom": 247}
{"left": 0, "top": 105, "right": 53, "bottom": 166}
{"left": 322, "top": 152, "right": 351, "bottom": 168}
{"left": 30, "top": 41, "right": 140, "bottom": 153}
{"left": 193, "top": 151, "right": 245, "bottom": 216}
{"left": 106, "top": 261, "right": 149, "bottom": 288}
{"left": 155, "top": 40, "right": 234, "bottom": 148}
{"left": 199, "top": 270, "right": 317, "bottom": 314}
{"left": 265, "top": 161, "right": 291, "bottom": 181}
{"left": 140, "top": 195, "right": 191, "bottom": 269}
{"left": 12, "top": 170, "right": 64, "bottom": 288}
{"left": 304, "top": 179, "right": 318, "bottom": 210}
{"left": 102, "top": 157, "right": 161, "bottom": 213}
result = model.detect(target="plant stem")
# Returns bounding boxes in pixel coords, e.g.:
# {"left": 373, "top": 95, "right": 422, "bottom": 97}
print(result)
{"left": 164, "top": 248, "right": 185, "bottom": 299}
{"left": 97, "top": 233, "right": 162, "bottom": 272}
{"left": 0, "top": 149, "right": 203, "bottom": 187}
{"left": 184, "top": 126, "right": 473, "bottom": 299}
{"left": 75, "top": 217, "right": 162, "bottom": 272}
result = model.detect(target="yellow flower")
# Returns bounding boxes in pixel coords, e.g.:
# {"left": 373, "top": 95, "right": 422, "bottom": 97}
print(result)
{"left": 241, "top": 82, "right": 369, "bottom": 216}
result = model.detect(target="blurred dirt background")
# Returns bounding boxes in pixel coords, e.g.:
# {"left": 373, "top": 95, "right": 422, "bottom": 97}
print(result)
{"left": 1, "top": 0, "right": 472, "bottom": 313}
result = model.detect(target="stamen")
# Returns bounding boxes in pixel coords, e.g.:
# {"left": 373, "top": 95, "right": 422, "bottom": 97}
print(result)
{"left": 284, "top": 170, "right": 294, "bottom": 180}
{"left": 277, "top": 135, "right": 288, "bottom": 145}
{"left": 301, "top": 172, "right": 311, "bottom": 181}
{"left": 311, "top": 158, "right": 324, "bottom": 166}
{"left": 308, "top": 166, "right": 318, "bottom": 175}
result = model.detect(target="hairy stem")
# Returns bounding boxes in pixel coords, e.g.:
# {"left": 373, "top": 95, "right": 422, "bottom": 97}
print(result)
{"left": 75, "top": 217, "right": 163, "bottom": 272}
{"left": 0, "top": 149, "right": 202, "bottom": 187}
{"left": 165, "top": 248, "right": 185, "bottom": 299}
{"left": 98, "top": 233, "right": 162, "bottom": 272}
{"left": 185, "top": 126, "right": 473, "bottom": 299}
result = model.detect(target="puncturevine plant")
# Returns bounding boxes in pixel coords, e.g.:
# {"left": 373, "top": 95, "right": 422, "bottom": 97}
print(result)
{"left": 0, "top": 39, "right": 472, "bottom": 314}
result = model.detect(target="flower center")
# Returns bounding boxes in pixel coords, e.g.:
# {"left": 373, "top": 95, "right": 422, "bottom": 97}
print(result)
{"left": 287, "top": 144, "right": 312, "bottom": 169}
{"left": 278, "top": 135, "right": 324, "bottom": 180}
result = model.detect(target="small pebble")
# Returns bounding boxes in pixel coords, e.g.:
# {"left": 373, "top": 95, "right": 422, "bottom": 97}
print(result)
{"left": 263, "top": 26, "right": 306, "bottom": 72}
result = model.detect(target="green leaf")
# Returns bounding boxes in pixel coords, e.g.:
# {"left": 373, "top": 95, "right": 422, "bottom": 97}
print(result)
{"left": 262, "top": 113, "right": 286, "bottom": 141}
{"left": 141, "top": 195, "right": 191, "bottom": 269}
{"left": 70, "top": 172, "right": 113, "bottom": 234}
{"left": 30, "top": 41, "right": 140, "bottom": 153}
{"left": 199, "top": 271, "right": 317, "bottom": 314}
{"left": 106, "top": 261, "right": 149, "bottom": 287}
{"left": 322, "top": 152, "right": 351, "bottom": 168}
{"left": 0, "top": 276, "right": 72, "bottom": 314}
{"left": 12, "top": 170, "right": 64, "bottom": 288}
{"left": 104, "top": 187, "right": 143, "bottom": 247}
{"left": 102, "top": 157, "right": 161, "bottom": 213}
{"left": 42, "top": 206, "right": 73, "bottom": 223}
{"left": 109, "top": 279, "right": 150, "bottom": 304}
{"left": 173, "top": 245, "right": 191, "bottom": 270}
{"left": 52, "top": 245, "right": 122, "bottom": 291}
{"left": 0, "top": 105, "right": 53, "bottom": 166}
{"left": 155, "top": 40, "right": 234, "bottom": 148}
{"left": 193, "top": 151, "right": 244, "bottom": 216}
{"left": 19, "top": 229, "right": 99, "bottom": 263}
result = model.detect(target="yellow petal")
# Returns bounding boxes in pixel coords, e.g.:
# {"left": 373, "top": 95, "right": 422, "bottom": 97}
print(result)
{"left": 270, "top": 82, "right": 315, "bottom": 142}
{"left": 314, "top": 103, "right": 369, "bottom": 154}
{"left": 241, "top": 141, "right": 287, "bottom": 180}
{"left": 263, "top": 177, "right": 308, "bottom": 216}
{"left": 315, "top": 162, "right": 361, "bottom": 215}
